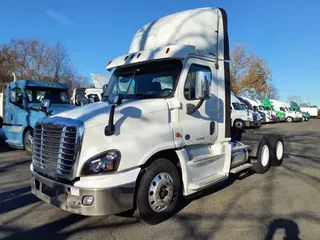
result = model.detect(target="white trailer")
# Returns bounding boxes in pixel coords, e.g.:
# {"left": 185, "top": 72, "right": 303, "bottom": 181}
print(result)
{"left": 30, "top": 7, "right": 285, "bottom": 225}
{"left": 300, "top": 107, "right": 319, "bottom": 118}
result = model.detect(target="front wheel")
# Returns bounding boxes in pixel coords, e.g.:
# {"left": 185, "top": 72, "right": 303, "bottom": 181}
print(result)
{"left": 134, "top": 158, "right": 181, "bottom": 225}
{"left": 287, "top": 117, "right": 293, "bottom": 123}
{"left": 24, "top": 130, "right": 33, "bottom": 155}
{"left": 234, "top": 119, "right": 245, "bottom": 130}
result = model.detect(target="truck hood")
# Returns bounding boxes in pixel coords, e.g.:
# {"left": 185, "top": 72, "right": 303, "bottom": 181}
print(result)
{"left": 29, "top": 103, "right": 74, "bottom": 115}
{"left": 52, "top": 99, "right": 168, "bottom": 128}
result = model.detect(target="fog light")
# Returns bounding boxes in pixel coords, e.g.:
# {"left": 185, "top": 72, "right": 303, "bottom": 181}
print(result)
{"left": 82, "top": 196, "right": 94, "bottom": 206}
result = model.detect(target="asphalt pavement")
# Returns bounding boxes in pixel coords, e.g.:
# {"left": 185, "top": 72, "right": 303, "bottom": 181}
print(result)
{"left": 0, "top": 120, "right": 319, "bottom": 240}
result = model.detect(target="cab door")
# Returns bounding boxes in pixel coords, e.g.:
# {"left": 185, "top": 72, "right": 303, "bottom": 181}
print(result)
{"left": 176, "top": 57, "right": 227, "bottom": 191}
{"left": 4, "top": 87, "right": 28, "bottom": 146}
{"left": 177, "top": 58, "right": 219, "bottom": 145}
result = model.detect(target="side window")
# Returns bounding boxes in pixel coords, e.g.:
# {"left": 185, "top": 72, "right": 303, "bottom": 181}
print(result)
{"left": 10, "top": 88, "right": 23, "bottom": 106}
{"left": 184, "top": 64, "right": 212, "bottom": 100}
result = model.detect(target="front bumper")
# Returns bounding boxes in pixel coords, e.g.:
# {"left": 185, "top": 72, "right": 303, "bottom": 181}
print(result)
{"left": 31, "top": 170, "right": 136, "bottom": 216}
{"left": 245, "top": 120, "right": 261, "bottom": 128}
{"left": 293, "top": 117, "right": 303, "bottom": 122}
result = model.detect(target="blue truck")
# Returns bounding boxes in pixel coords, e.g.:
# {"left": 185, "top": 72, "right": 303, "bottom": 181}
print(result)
{"left": 0, "top": 75, "right": 74, "bottom": 154}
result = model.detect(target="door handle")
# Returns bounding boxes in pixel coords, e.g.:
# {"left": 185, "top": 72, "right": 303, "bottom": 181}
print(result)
{"left": 210, "top": 121, "right": 215, "bottom": 135}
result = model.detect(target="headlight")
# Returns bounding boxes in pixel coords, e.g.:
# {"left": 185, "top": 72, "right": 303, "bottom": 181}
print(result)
{"left": 81, "top": 150, "right": 121, "bottom": 176}
{"left": 248, "top": 116, "right": 253, "bottom": 121}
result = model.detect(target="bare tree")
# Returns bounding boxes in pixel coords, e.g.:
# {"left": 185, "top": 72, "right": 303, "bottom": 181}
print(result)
{"left": 230, "top": 43, "right": 274, "bottom": 100}
{"left": 0, "top": 38, "right": 89, "bottom": 91}
{"left": 288, "top": 95, "right": 302, "bottom": 104}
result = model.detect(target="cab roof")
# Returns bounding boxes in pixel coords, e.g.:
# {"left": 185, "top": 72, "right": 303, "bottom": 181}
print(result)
{"left": 107, "top": 7, "right": 229, "bottom": 71}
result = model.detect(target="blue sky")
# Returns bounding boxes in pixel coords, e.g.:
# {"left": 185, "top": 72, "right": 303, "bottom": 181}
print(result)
{"left": 1, "top": 0, "right": 320, "bottom": 105}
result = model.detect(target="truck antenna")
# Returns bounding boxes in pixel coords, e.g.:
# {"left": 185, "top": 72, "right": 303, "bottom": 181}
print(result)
{"left": 12, "top": 72, "right": 17, "bottom": 82}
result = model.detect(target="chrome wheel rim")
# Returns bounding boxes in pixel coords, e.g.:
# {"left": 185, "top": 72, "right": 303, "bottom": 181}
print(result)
{"left": 235, "top": 121, "right": 243, "bottom": 129}
{"left": 276, "top": 141, "right": 284, "bottom": 160}
{"left": 148, "top": 172, "right": 174, "bottom": 212}
{"left": 261, "top": 145, "right": 270, "bottom": 167}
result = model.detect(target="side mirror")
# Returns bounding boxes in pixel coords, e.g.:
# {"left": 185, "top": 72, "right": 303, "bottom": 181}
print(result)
{"left": 88, "top": 97, "right": 95, "bottom": 103}
{"left": 108, "top": 93, "right": 122, "bottom": 105}
{"left": 40, "top": 99, "right": 51, "bottom": 116}
{"left": 102, "top": 84, "right": 108, "bottom": 98}
{"left": 195, "top": 71, "right": 210, "bottom": 100}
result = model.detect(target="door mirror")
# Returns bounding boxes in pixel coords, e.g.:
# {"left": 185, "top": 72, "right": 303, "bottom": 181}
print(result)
{"left": 195, "top": 71, "right": 210, "bottom": 100}
{"left": 108, "top": 93, "right": 122, "bottom": 105}
{"left": 88, "top": 97, "right": 95, "bottom": 103}
{"left": 40, "top": 99, "right": 51, "bottom": 116}
{"left": 102, "top": 84, "right": 108, "bottom": 98}
{"left": 40, "top": 99, "right": 51, "bottom": 109}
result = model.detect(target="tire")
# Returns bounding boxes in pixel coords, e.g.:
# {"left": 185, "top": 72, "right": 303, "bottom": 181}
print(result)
{"left": 24, "top": 129, "right": 33, "bottom": 155}
{"left": 251, "top": 137, "right": 271, "bottom": 174}
{"left": 134, "top": 158, "right": 181, "bottom": 225}
{"left": 234, "top": 119, "right": 245, "bottom": 130}
{"left": 287, "top": 117, "right": 293, "bottom": 123}
{"left": 268, "top": 135, "right": 284, "bottom": 167}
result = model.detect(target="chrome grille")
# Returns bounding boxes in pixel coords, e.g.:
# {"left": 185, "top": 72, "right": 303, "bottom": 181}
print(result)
{"left": 32, "top": 117, "right": 84, "bottom": 180}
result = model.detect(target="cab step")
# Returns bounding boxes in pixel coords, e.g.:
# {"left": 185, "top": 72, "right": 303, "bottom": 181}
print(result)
{"left": 189, "top": 173, "right": 227, "bottom": 190}
{"left": 230, "top": 163, "right": 253, "bottom": 174}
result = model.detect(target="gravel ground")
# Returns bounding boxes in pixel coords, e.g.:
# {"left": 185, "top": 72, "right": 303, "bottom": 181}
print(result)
{"left": 0, "top": 120, "right": 319, "bottom": 240}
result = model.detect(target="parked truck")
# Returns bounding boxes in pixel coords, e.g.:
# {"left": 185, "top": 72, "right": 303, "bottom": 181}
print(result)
{"left": 30, "top": 8, "right": 285, "bottom": 224}
{"left": 261, "top": 99, "right": 280, "bottom": 122}
{"left": 230, "top": 95, "right": 261, "bottom": 130}
{"left": 71, "top": 87, "right": 103, "bottom": 106}
{"left": 0, "top": 73, "right": 74, "bottom": 154}
{"left": 237, "top": 96, "right": 265, "bottom": 123}
{"left": 300, "top": 105, "right": 319, "bottom": 118}
{"left": 270, "top": 99, "right": 302, "bottom": 122}
{"left": 290, "top": 101, "right": 310, "bottom": 121}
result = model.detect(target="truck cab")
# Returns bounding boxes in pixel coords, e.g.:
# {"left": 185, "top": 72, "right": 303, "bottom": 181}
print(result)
{"left": 237, "top": 96, "right": 265, "bottom": 123}
{"left": 262, "top": 99, "right": 281, "bottom": 122}
{"left": 71, "top": 87, "right": 104, "bottom": 106}
{"left": 270, "top": 99, "right": 302, "bottom": 122}
{"left": 30, "top": 7, "right": 285, "bottom": 224}
{"left": 0, "top": 77, "right": 73, "bottom": 154}
{"left": 290, "top": 101, "right": 309, "bottom": 121}
{"left": 230, "top": 95, "right": 260, "bottom": 130}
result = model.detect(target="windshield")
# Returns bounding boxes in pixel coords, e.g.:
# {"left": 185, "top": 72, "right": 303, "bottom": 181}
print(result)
{"left": 232, "top": 103, "right": 245, "bottom": 110}
{"left": 26, "top": 87, "right": 70, "bottom": 104}
{"left": 280, "top": 107, "right": 286, "bottom": 112}
{"left": 285, "top": 107, "right": 290, "bottom": 111}
{"left": 253, "top": 106, "right": 258, "bottom": 111}
{"left": 265, "top": 106, "right": 271, "bottom": 111}
{"left": 105, "top": 60, "right": 182, "bottom": 100}
{"left": 259, "top": 105, "right": 265, "bottom": 111}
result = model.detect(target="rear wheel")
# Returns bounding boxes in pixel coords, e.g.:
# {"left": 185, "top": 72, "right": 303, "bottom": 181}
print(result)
{"left": 251, "top": 137, "right": 271, "bottom": 174}
{"left": 287, "top": 117, "right": 293, "bottom": 123}
{"left": 269, "top": 135, "right": 284, "bottom": 167}
{"left": 134, "top": 158, "right": 181, "bottom": 225}
{"left": 24, "top": 130, "right": 33, "bottom": 155}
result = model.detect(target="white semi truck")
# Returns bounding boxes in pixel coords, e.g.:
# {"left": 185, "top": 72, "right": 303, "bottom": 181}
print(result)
{"left": 231, "top": 95, "right": 261, "bottom": 130}
{"left": 270, "top": 99, "right": 302, "bottom": 122}
{"left": 30, "top": 7, "right": 285, "bottom": 224}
